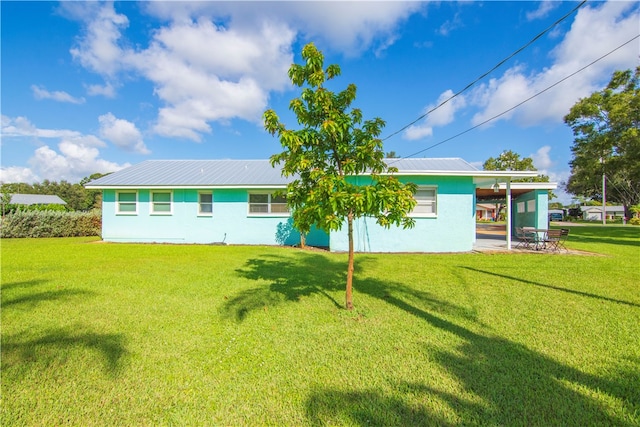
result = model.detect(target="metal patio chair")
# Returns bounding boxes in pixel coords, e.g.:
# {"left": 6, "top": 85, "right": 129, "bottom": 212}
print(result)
{"left": 515, "top": 227, "right": 535, "bottom": 249}
{"left": 544, "top": 229, "right": 563, "bottom": 252}
{"left": 557, "top": 228, "right": 570, "bottom": 252}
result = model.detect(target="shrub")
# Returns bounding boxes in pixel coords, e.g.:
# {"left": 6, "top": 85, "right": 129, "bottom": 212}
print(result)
{"left": 629, "top": 217, "right": 640, "bottom": 226}
{"left": 0, "top": 209, "right": 101, "bottom": 238}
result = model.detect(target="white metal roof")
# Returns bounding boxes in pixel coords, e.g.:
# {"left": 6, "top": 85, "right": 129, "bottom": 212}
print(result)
{"left": 85, "top": 158, "right": 545, "bottom": 189}
{"left": 9, "top": 194, "right": 67, "bottom": 205}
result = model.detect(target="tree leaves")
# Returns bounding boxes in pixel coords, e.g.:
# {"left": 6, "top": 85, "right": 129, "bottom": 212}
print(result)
{"left": 564, "top": 66, "right": 640, "bottom": 211}
{"left": 263, "top": 42, "right": 418, "bottom": 309}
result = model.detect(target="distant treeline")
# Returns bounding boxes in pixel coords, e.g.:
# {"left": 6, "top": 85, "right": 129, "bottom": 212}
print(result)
{"left": 1, "top": 173, "right": 107, "bottom": 212}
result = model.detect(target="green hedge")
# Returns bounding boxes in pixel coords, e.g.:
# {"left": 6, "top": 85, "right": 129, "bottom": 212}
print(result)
{"left": 0, "top": 210, "right": 101, "bottom": 238}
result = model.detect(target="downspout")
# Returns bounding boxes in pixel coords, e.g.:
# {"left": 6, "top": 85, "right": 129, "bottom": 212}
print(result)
{"left": 506, "top": 180, "right": 512, "bottom": 250}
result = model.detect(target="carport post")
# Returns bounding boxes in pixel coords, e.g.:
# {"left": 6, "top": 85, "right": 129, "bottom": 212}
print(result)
{"left": 506, "top": 180, "right": 512, "bottom": 250}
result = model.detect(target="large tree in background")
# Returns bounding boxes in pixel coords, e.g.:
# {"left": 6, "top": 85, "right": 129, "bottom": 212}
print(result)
{"left": 483, "top": 149, "right": 550, "bottom": 183}
{"left": 264, "top": 43, "right": 417, "bottom": 310}
{"left": 564, "top": 67, "right": 640, "bottom": 218}
{"left": 483, "top": 150, "right": 553, "bottom": 218}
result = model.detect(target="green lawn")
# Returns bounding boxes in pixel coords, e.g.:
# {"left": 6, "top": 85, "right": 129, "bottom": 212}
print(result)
{"left": 2, "top": 226, "right": 639, "bottom": 425}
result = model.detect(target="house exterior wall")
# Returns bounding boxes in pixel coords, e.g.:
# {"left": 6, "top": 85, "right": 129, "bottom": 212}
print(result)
{"left": 512, "top": 189, "right": 549, "bottom": 233}
{"left": 101, "top": 189, "right": 329, "bottom": 247}
{"left": 329, "top": 176, "right": 476, "bottom": 253}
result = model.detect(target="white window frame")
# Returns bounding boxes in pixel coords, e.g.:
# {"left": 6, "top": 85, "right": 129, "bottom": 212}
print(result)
{"left": 116, "top": 191, "right": 138, "bottom": 215}
{"left": 198, "top": 191, "right": 213, "bottom": 216}
{"left": 527, "top": 200, "right": 536, "bottom": 213}
{"left": 411, "top": 186, "right": 437, "bottom": 217}
{"left": 150, "top": 191, "right": 173, "bottom": 215}
{"left": 517, "top": 202, "right": 525, "bottom": 213}
{"left": 247, "top": 191, "right": 290, "bottom": 216}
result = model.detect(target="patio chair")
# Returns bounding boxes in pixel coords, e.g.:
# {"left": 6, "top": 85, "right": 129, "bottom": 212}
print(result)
{"left": 557, "top": 228, "right": 570, "bottom": 251}
{"left": 515, "top": 227, "right": 535, "bottom": 249}
{"left": 544, "top": 229, "right": 563, "bottom": 252}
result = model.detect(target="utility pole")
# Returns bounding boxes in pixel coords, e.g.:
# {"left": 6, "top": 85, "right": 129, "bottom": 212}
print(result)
{"left": 600, "top": 157, "right": 607, "bottom": 226}
{"left": 602, "top": 172, "right": 606, "bottom": 226}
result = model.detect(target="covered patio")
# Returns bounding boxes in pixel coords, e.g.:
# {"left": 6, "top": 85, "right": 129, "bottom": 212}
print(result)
{"left": 473, "top": 177, "right": 557, "bottom": 251}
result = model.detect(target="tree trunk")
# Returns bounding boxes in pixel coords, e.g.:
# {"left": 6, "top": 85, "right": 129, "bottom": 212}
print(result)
{"left": 300, "top": 232, "right": 306, "bottom": 249}
{"left": 346, "top": 212, "right": 354, "bottom": 310}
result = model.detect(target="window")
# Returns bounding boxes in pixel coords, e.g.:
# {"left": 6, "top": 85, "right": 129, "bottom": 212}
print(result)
{"left": 117, "top": 191, "right": 137, "bottom": 214}
{"left": 517, "top": 202, "right": 525, "bottom": 213}
{"left": 198, "top": 192, "right": 213, "bottom": 216}
{"left": 527, "top": 200, "right": 536, "bottom": 212}
{"left": 248, "top": 192, "right": 289, "bottom": 215}
{"left": 151, "top": 191, "right": 172, "bottom": 215}
{"left": 411, "top": 187, "right": 437, "bottom": 216}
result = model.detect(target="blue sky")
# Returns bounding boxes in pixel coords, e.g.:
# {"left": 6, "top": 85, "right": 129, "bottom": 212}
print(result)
{"left": 1, "top": 1, "right": 638, "bottom": 203}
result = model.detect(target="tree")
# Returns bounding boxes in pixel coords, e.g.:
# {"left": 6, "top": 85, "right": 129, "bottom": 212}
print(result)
{"left": 564, "top": 67, "right": 640, "bottom": 218}
{"left": 264, "top": 43, "right": 417, "bottom": 310}
{"left": 0, "top": 188, "right": 12, "bottom": 216}
{"left": 0, "top": 173, "right": 106, "bottom": 211}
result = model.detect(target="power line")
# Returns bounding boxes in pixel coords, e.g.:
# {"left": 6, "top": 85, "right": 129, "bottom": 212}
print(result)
{"left": 391, "top": 34, "right": 640, "bottom": 162}
{"left": 382, "top": 0, "right": 587, "bottom": 142}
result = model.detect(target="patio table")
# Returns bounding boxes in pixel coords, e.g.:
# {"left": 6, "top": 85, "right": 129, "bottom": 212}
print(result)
{"left": 522, "top": 227, "right": 548, "bottom": 250}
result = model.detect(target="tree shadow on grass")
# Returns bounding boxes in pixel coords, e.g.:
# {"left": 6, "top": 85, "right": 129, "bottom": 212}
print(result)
{"left": 1, "top": 280, "right": 97, "bottom": 309}
{"left": 224, "top": 251, "right": 638, "bottom": 425}
{"left": 306, "top": 385, "right": 460, "bottom": 426}
{"left": 462, "top": 266, "right": 640, "bottom": 308}
{"left": 0, "top": 279, "right": 48, "bottom": 292}
{"left": 2, "top": 280, "right": 126, "bottom": 379}
{"left": 566, "top": 226, "right": 640, "bottom": 248}
{"left": 2, "top": 327, "right": 128, "bottom": 378}
{"left": 221, "top": 252, "right": 350, "bottom": 321}
{"left": 306, "top": 295, "right": 638, "bottom": 425}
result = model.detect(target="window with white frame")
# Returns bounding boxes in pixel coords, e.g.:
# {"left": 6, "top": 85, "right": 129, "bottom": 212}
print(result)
{"left": 248, "top": 192, "right": 289, "bottom": 215}
{"left": 198, "top": 191, "right": 213, "bottom": 216}
{"left": 412, "top": 187, "right": 437, "bottom": 216}
{"left": 527, "top": 200, "right": 536, "bottom": 212}
{"left": 116, "top": 191, "right": 137, "bottom": 214}
{"left": 151, "top": 191, "right": 172, "bottom": 215}
{"left": 517, "top": 202, "right": 525, "bottom": 213}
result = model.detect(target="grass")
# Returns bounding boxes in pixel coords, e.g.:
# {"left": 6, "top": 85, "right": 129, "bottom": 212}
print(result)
{"left": 2, "top": 226, "right": 639, "bottom": 425}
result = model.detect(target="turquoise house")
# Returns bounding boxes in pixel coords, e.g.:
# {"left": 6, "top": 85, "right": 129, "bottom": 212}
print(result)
{"left": 86, "top": 159, "right": 554, "bottom": 252}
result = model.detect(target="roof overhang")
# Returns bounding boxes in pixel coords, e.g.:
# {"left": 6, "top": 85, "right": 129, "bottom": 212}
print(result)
{"left": 85, "top": 184, "right": 288, "bottom": 190}
{"left": 476, "top": 181, "right": 557, "bottom": 201}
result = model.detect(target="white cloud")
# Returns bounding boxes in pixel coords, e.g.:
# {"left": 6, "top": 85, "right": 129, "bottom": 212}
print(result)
{"left": 526, "top": 1, "right": 559, "bottom": 21}
{"left": 144, "top": 2, "right": 423, "bottom": 55}
{"left": 28, "top": 141, "right": 128, "bottom": 183}
{"left": 470, "top": 1, "right": 639, "bottom": 128}
{"left": 438, "top": 12, "right": 463, "bottom": 36}
{"left": 403, "top": 89, "right": 467, "bottom": 140}
{"left": 69, "top": 2, "right": 129, "bottom": 77}
{"left": 86, "top": 82, "right": 116, "bottom": 98}
{"left": 1, "top": 115, "right": 84, "bottom": 140}
{"left": 0, "top": 166, "right": 39, "bottom": 184}
{"left": 31, "top": 85, "right": 86, "bottom": 104}
{"left": 531, "top": 145, "right": 554, "bottom": 172}
{"left": 98, "top": 113, "right": 149, "bottom": 154}
{"left": 68, "top": 2, "right": 423, "bottom": 142}
{"left": 1, "top": 115, "right": 129, "bottom": 183}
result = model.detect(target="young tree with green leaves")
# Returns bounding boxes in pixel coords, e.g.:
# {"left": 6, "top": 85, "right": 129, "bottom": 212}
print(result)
{"left": 264, "top": 43, "right": 417, "bottom": 310}
{"left": 564, "top": 67, "right": 640, "bottom": 218}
